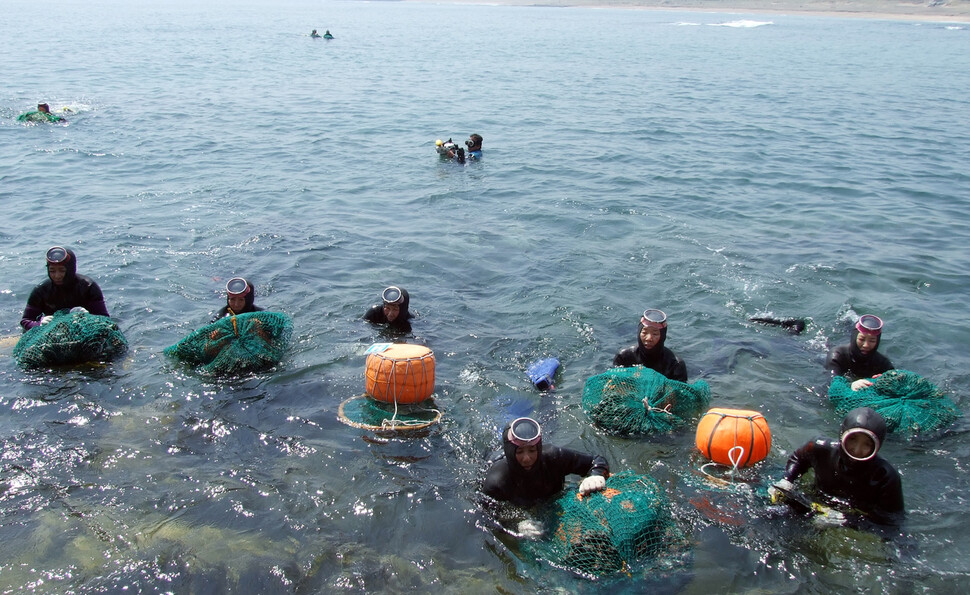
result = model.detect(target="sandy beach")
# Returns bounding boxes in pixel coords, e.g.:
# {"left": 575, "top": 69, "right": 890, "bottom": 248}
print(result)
{"left": 406, "top": 0, "right": 970, "bottom": 22}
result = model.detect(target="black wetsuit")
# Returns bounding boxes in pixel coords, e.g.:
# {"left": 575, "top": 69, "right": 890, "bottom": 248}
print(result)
{"left": 783, "top": 408, "right": 904, "bottom": 526}
{"left": 482, "top": 426, "right": 609, "bottom": 508}
{"left": 212, "top": 279, "right": 263, "bottom": 322}
{"left": 826, "top": 329, "right": 893, "bottom": 379}
{"left": 21, "top": 248, "right": 109, "bottom": 332}
{"left": 613, "top": 322, "right": 688, "bottom": 382}
{"left": 364, "top": 287, "right": 413, "bottom": 333}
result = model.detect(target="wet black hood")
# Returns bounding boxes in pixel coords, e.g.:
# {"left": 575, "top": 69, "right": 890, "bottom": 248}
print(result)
{"left": 47, "top": 247, "right": 78, "bottom": 284}
{"left": 636, "top": 321, "right": 668, "bottom": 361}
{"left": 501, "top": 421, "right": 542, "bottom": 475}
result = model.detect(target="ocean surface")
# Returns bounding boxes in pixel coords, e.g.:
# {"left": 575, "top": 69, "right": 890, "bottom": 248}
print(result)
{"left": 2, "top": 0, "right": 969, "bottom": 592}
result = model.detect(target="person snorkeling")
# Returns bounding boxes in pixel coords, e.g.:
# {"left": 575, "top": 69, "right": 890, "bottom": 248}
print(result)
{"left": 20, "top": 246, "right": 109, "bottom": 332}
{"left": 364, "top": 286, "right": 413, "bottom": 333}
{"left": 212, "top": 277, "right": 263, "bottom": 322}
{"left": 612, "top": 309, "right": 688, "bottom": 382}
{"left": 769, "top": 407, "right": 904, "bottom": 527}
{"left": 17, "top": 103, "right": 64, "bottom": 123}
{"left": 482, "top": 417, "right": 610, "bottom": 509}
{"left": 464, "top": 134, "right": 483, "bottom": 160}
{"left": 826, "top": 314, "right": 893, "bottom": 390}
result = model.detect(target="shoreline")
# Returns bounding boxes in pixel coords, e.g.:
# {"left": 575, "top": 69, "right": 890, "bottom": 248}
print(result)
{"left": 400, "top": 0, "right": 970, "bottom": 22}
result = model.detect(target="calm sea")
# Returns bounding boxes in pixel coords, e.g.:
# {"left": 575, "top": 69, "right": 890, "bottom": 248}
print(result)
{"left": 2, "top": 0, "right": 969, "bottom": 592}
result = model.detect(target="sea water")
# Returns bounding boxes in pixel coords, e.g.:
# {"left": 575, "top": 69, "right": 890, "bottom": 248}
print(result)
{"left": 1, "top": 0, "right": 969, "bottom": 591}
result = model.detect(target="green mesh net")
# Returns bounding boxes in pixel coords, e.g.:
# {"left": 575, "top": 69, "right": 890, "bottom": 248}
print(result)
{"left": 164, "top": 312, "right": 293, "bottom": 376}
{"left": 17, "top": 110, "right": 63, "bottom": 123}
{"left": 828, "top": 369, "right": 961, "bottom": 436}
{"left": 521, "top": 470, "right": 686, "bottom": 577}
{"left": 582, "top": 366, "right": 711, "bottom": 435}
{"left": 337, "top": 395, "right": 442, "bottom": 432}
{"left": 13, "top": 310, "right": 128, "bottom": 369}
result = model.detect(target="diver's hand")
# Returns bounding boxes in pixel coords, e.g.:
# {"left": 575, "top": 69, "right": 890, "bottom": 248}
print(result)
{"left": 768, "top": 478, "right": 794, "bottom": 504}
{"left": 40, "top": 315, "right": 54, "bottom": 325}
{"left": 69, "top": 306, "right": 89, "bottom": 315}
{"left": 578, "top": 475, "right": 606, "bottom": 496}
{"left": 517, "top": 519, "right": 544, "bottom": 540}
{"left": 812, "top": 503, "right": 846, "bottom": 526}
{"left": 851, "top": 378, "right": 874, "bottom": 391}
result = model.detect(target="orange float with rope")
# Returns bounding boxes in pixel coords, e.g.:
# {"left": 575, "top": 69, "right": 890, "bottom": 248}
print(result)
{"left": 365, "top": 343, "right": 436, "bottom": 405}
{"left": 338, "top": 343, "right": 441, "bottom": 432}
{"left": 695, "top": 407, "right": 771, "bottom": 469}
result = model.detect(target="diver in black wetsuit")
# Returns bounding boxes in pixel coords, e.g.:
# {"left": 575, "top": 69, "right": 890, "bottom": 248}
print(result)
{"left": 212, "top": 277, "right": 263, "bottom": 322}
{"left": 20, "top": 246, "right": 110, "bottom": 332}
{"left": 826, "top": 314, "right": 894, "bottom": 391}
{"left": 482, "top": 417, "right": 609, "bottom": 509}
{"left": 364, "top": 286, "right": 413, "bottom": 333}
{"left": 770, "top": 407, "right": 904, "bottom": 527}
{"left": 612, "top": 308, "right": 688, "bottom": 382}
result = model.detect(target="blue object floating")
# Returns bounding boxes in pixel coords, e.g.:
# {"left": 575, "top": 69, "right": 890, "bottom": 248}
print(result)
{"left": 527, "top": 357, "right": 560, "bottom": 391}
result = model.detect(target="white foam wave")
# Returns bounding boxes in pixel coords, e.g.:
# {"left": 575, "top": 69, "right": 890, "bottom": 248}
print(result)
{"left": 709, "top": 20, "right": 773, "bottom": 28}
{"left": 59, "top": 102, "right": 93, "bottom": 115}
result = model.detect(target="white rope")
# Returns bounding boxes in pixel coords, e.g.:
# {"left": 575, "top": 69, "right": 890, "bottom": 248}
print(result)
{"left": 642, "top": 397, "right": 673, "bottom": 415}
{"left": 727, "top": 446, "right": 745, "bottom": 472}
{"left": 699, "top": 445, "right": 747, "bottom": 486}
{"left": 378, "top": 354, "right": 438, "bottom": 430}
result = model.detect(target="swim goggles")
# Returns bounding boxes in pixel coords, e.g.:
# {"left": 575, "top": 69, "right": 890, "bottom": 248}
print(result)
{"left": 840, "top": 427, "right": 880, "bottom": 462}
{"left": 46, "top": 246, "right": 70, "bottom": 265}
{"left": 226, "top": 277, "right": 251, "bottom": 297}
{"left": 641, "top": 309, "right": 668, "bottom": 328}
{"left": 856, "top": 314, "right": 883, "bottom": 335}
{"left": 382, "top": 286, "right": 404, "bottom": 305}
{"left": 508, "top": 417, "right": 542, "bottom": 447}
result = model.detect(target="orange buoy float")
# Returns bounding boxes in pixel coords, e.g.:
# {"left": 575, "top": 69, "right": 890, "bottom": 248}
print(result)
{"left": 365, "top": 344, "right": 435, "bottom": 404}
{"left": 695, "top": 408, "right": 771, "bottom": 468}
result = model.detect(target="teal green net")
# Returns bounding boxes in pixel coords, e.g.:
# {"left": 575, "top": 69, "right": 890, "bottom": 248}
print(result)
{"left": 13, "top": 310, "right": 128, "bottom": 369}
{"left": 521, "top": 470, "right": 686, "bottom": 577}
{"left": 164, "top": 312, "right": 293, "bottom": 376}
{"left": 337, "top": 395, "right": 442, "bottom": 432}
{"left": 582, "top": 366, "right": 711, "bottom": 435}
{"left": 828, "top": 369, "right": 961, "bottom": 436}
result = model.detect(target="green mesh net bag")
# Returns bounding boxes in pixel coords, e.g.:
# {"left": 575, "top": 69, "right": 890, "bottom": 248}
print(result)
{"left": 582, "top": 366, "right": 711, "bottom": 435}
{"left": 521, "top": 470, "right": 686, "bottom": 577}
{"left": 13, "top": 310, "right": 128, "bottom": 369}
{"left": 828, "top": 369, "right": 961, "bottom": 436}
{"left": 164, "top": 312, "right": 293, "bottom": 376}
{"left": 337, "top": 395, "right": 442, "bottom": 432}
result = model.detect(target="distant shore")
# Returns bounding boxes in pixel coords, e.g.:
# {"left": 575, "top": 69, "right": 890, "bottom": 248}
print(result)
{"left": 403, "top": 0, "right": 970, "bottom": 22}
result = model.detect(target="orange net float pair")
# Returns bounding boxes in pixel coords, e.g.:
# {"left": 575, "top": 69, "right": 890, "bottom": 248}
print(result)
{"left": 695, "top": 408, "right": 771, "bottom": 469}
{"left": 364, "top": 343, "right": 435, "bottom": 404}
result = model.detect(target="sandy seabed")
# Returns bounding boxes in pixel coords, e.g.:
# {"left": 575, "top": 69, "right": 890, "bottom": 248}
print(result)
{"left": 404, "top": 0, "right": 970, "bottom": 22}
